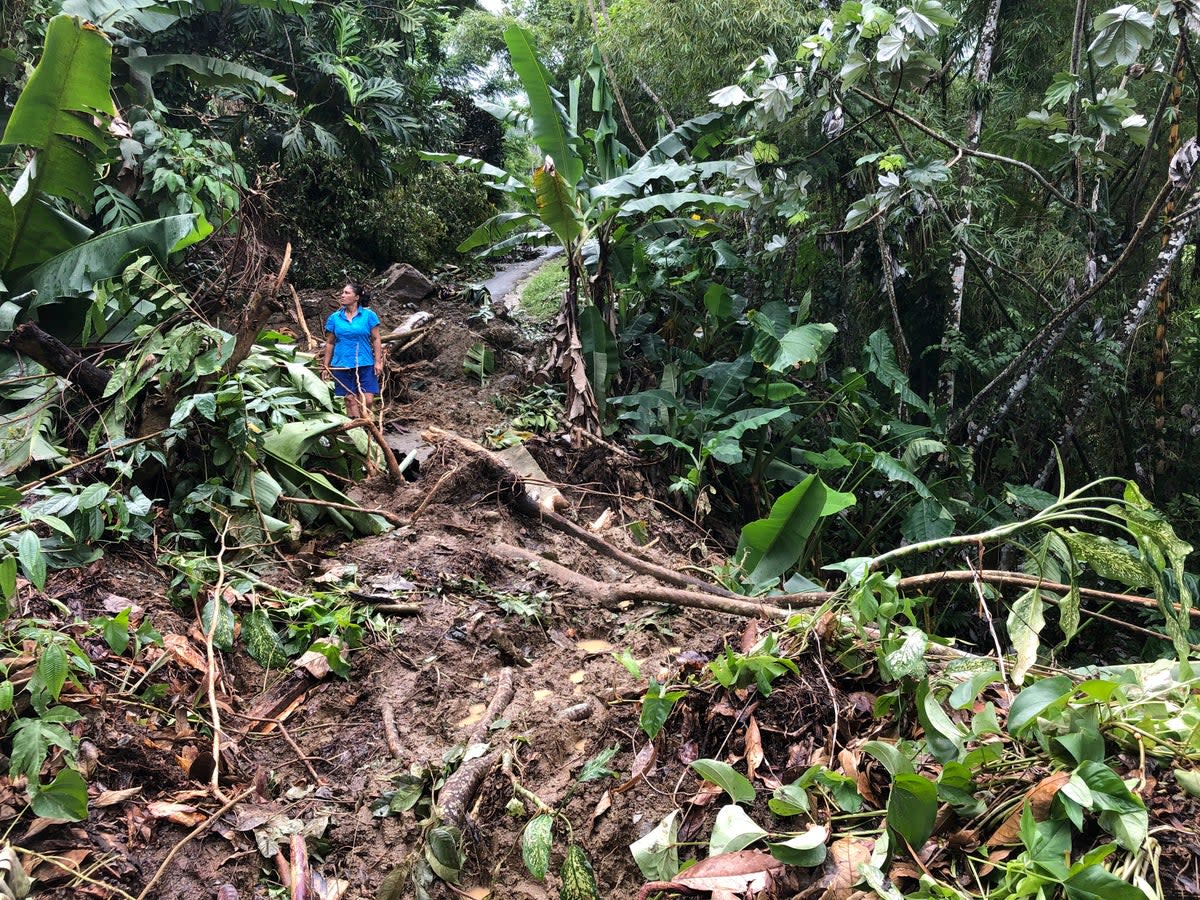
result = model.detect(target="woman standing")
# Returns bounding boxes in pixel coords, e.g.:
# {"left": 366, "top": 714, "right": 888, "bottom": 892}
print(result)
{"left": 321, "top": 282, "right": 384, "bottom": 419}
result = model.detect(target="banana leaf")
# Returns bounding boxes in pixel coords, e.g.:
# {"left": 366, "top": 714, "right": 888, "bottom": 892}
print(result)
{"left": 457, "top": 212, "right": 541, "bottom": 253}
{"left": 503, "top": 25, "right": 583, "bottom": 186}
{"left": 266, "top": 453, "right": 387, "bottom": 536}
{"left": 128, "top": 54, "right": 294, "bottom": 96}
{"left": 1, "top": 16, "right": 115, "bottom": 211}
{"left": 18, "top": 214, "right": 204, "bottom": 312}
{"left": 533, "top": 164, "right": 582, "bottom": 247}
{"left": 736, "top": 475, "right": 829, "bottom": 584}
{"left": 618, "top": 192, "right": 748, "bottom": 216}
{"left": 417, "top": 151, "right": 525, "bottom": 193}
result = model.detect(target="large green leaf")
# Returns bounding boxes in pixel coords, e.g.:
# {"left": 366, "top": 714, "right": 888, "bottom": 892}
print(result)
{"left": 531, "top": 163, "right": 582, "bottom": 247}
{"left": 456, "top": 212, "right": 540, "bottom": 253}
{"left": 0, "top": 192, "right": 14, "bottom": 271}
{"left": 0, "top": 394, "right": 63, "bottom": 475}
{"left": 2, "top": 15, "right": 115, "bottom": 210}
{"left": 417, "top": 151, "right": 525, "bottom": 193}
{"left": 267, "top": 453, "right": 386, "bottom": 536}
{"left": 128, "top": 54, "right": 294, "bottom": 96}
{"left": 1008, "top": 587, "right": 1045, "bottom": 686}
{"left": 735, "top": 474, "right": 828, "bottom": 583}
{"left": 20, "top": 214, "right": 204, "bottom": 313}
{"left": 887, "top": 773, "right": 938, "bottom": 849}
{"left": 5, "top": 177, "right": 93, "bottom": 272}
{"left": 503, "top": 25, "right": 583, "bottom": 186}
{"left": 618, "top": 192, "right": 748, "bottom": 216}
{"left": 1088, "top": 5, "right": 1154, "bottom": 68}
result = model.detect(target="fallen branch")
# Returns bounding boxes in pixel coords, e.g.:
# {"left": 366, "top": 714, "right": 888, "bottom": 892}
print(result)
{"left": 410, "top": 463, "right": 462, "bottom": 523}
{"left": 279, "top": 494, "right": 404, "bottom": 527}
{"left": 4, "top": 322, "right": 111, "bottom": 400}
{"left": 437, "top": 668, "right": 516, "bottom": 828}
{"left": 898, "top": 569, "right": 1200, "bottom": 621}
{"left": 491, "top": 543, "right": 801, "bottom": 619}
{"left": 338, "top": 417, "right": 402, "bottom": 481}
{"left": 289, "top": 833, "right": 309, "bottom": 900}
{"left": 134, "top": 786, "right": 256, "bottom": 900}
{"left": 424, "top": 428, "right": 739, "bottom": 598}
{"left": 288, "top": 284, "right": 316, "bottom": 351}
{"left": 381, "top": 703, "right": 403, "bottom": 759}
{"left": 222, "top": 244, "right": 292, "bottom": 376}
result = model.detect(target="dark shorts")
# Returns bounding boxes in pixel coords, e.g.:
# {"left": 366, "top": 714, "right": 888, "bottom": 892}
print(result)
{"left": 331, "top": 366, "right": 380, "bottom": 397}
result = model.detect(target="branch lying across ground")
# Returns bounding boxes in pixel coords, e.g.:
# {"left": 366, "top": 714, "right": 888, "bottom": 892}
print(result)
{"left": 333, "top": 417, "right": 402, "bottom": 481}
{"left": 423, "top": 427, "right": 741, "bottom": 598}
{"left": 491, "top": 543, "right": 803, "bottom": 619}
{"left": 4, "top": 322, "right": 111, "bottom": 400}
{"left": 437, "top": 668, "right": 516, "bottom": 829}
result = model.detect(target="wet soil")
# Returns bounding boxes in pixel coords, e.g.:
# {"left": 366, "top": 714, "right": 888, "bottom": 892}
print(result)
{"left": 14, "top": 268, "right": 1200, "bottom": 900}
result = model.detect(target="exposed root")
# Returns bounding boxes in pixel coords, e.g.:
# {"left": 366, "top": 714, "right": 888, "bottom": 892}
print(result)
{"left": 437, "top": 667, "right": 516, "bottom": 829}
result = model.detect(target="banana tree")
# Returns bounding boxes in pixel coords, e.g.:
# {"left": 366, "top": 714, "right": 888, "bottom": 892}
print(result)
{"left": 424, "top": 26, "right": 745, "bottom": 433}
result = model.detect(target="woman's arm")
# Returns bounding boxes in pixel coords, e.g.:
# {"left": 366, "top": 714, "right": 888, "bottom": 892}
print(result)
{"left": 322, "top": 331, "right": 334, "bottom": 372}
{"left": 371, "top": 325, "right": 383, "bottom": 376}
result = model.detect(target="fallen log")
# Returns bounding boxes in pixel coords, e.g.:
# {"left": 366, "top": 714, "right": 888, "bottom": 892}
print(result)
{"left": 5, "top": 322, "right": 111, "bottom": 400}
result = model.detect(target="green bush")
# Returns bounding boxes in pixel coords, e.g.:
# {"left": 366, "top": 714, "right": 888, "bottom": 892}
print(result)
{"left": 270, "top": 155, "right": 496, "bottom": 286}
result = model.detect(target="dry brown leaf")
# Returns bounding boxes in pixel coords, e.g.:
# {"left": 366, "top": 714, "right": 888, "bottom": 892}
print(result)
{"left": 818, "top": 836, "right": 874, "bottom": 900}
{"left": 147, "top": 801, "right": 207, "bottom": 827}
{"left": 576, "top": 639, "right": 615, "bottom": 656}
{"left": 670, "top": 850, "right": 785, "bottom": 892}
{"left": 985, "top": 771, "right": 1070, "bottom": 848}
{"left": 589, "top": 790, "right": 612, "bottom": 831}
{"left": 687, "top": 779, "right": 726, "bottom": 809}
{"left": 745, "top": 717, "right": 764, "bottom": 781}
{"left": 615, "top": 743, "right": 657, "bottom": 794}
{"left": 162, "top": 634, "right": 207, "bottom": 674}
{"left": 93, "top": 787, "right": 142, "bottom": 807}
{"left": 27, "top": 848, "right": 89, "bottom": 884}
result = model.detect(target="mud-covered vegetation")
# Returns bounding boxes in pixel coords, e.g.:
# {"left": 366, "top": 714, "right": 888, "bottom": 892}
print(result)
{"left": 1, "top": 1, "right": 1200, "bottom": 899}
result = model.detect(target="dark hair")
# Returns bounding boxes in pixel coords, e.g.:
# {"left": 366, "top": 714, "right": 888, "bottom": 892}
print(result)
{"left": 347, "top": 281, "right": 371, "bottom": 308}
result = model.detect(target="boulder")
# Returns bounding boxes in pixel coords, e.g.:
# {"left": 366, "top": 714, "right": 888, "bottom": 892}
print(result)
{"left": 379, "top": 263, "right": 434, "bottom": 300}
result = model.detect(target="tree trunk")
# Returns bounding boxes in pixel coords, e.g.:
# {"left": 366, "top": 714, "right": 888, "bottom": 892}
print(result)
{"left": 5, "top": 322, "right": 111, "bottom": 400}
{"left": 548, "top": 252, "right": 601, "bottom": 435}
{"left": 939, "top": 0, "right": 1004, "bottom": 409}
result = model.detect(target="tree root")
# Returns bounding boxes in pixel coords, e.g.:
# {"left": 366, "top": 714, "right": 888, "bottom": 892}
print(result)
{"left": 381, "top": 702, "right": 403, "bottom": 759}
{"left": 423, "top": 427, "right": 741, "bottom": 598}
{"left": 437, "top": 668, "right": 516, "bottom": 829}
{"left": 490, "top": 543, "right": 800, "bottom": 620}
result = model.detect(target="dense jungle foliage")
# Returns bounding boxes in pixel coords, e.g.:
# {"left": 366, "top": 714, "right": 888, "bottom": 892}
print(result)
{"left": 2, "top": 1, "right": 1200, "bottom": 898}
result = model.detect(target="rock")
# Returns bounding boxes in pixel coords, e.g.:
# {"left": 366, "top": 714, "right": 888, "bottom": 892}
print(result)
{"left": 379, "top": 263, "right": 433, "bottom": 300}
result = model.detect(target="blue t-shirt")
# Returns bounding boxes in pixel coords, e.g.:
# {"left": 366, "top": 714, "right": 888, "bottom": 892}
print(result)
{"left": 325, "top": 308, "right": 380, "bottom": 368}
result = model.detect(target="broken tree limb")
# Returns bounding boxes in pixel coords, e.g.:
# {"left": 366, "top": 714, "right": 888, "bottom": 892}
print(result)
{"left": 381, "top": 703, "right": 403, "bottom": 759}
{"left": 469, "top": 667, "right": 515, "bottom": 745}
{"left": 329, "top": 418, "right": 402, "bottom": 481}
{"left": 5, "top": 322, "right": 111, "bottom": 400}
{"left": 491, "top": 543, "right": 802, "bottom": 619}
{"left": 424, "top": 427, "right": 741, "bottom": 599}
{"left": 437, "top": 668, "right": 516, "bottom": 829}
{"left": 897, "top": 569, "right": 1200, "bottom": 621}
{"left": 289, "top": 833, "right": 309, "bottom": 900}
{"left": 222, "top": 243, "right": 292, "bottom": 376}
{"left": 288, "top": 284, "right": 315, "bottom": 351}
{"left": 381, "top": 311, "right": 436, "bottom": 343}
